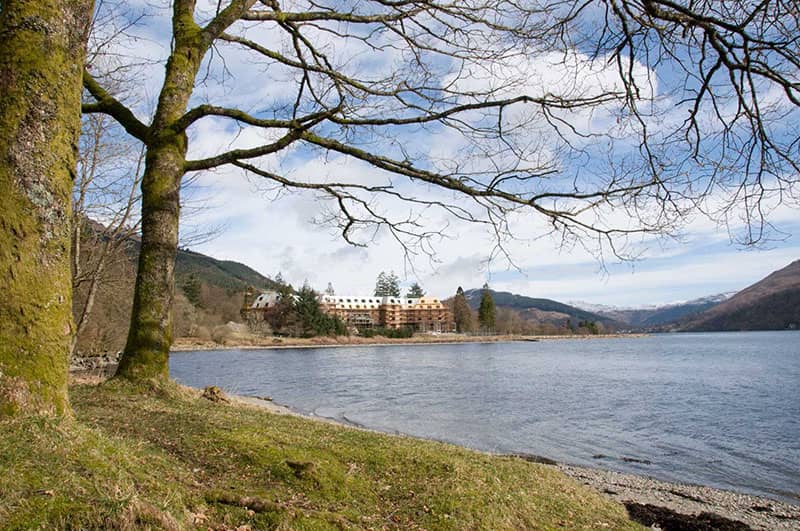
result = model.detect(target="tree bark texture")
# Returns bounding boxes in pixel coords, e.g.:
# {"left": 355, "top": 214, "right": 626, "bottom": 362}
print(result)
{"left": 115, "top": 3, "right": 207, "bottom": 381}
{"left": 0, "top": 0, "right": 93, "bottom": 416}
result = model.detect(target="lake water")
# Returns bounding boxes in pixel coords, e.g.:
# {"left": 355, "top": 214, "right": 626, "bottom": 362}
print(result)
{"left": 170, "top": 331, "right": 800, "bottom": 503}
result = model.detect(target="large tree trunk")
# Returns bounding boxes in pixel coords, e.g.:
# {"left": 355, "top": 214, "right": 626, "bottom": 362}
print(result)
{"left": 115, "top": 2, "right": 206, "bottom": 382}
{"left": 115, "top": 143, "right": 184, "bottom": 381}
{"left": 0, "top": 0, "right": 93, "bottom": 416}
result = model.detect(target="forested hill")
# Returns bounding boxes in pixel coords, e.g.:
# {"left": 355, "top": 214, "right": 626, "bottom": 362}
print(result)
{"left": 174, "top": 247, "right": 276, "bottom": 293}
{"left": 676, "top": 260, "right": 800, "bottom": 331}
{"left": 463, "top": 288, "right": 621, "bottom": 330}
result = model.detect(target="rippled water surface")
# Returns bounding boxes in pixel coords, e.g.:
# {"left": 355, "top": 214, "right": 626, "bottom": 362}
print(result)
{"left": 170, "top": 331, "right": 800, "bottom": 503}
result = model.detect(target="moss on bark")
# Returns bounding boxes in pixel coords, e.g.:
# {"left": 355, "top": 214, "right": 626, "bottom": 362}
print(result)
{"left": 115, "top": 3, "right": 207, "bottom": 382}
{"left": 115, "top": 143, "right": 184, "bottom": 382}
{"left": 0, "top": 0, "right": 94, "bottom": 416}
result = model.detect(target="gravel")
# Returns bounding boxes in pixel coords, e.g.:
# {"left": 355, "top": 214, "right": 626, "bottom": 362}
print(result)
{"left": 557, "top": 464, "right": 800, "bottom": 530}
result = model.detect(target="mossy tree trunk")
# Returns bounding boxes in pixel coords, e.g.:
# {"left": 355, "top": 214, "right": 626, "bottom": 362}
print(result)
{"left": 0, "top": 0, "right": 93, "bottom": 416}
{"left": 80, "top": 0, "right": 255, "bottom": 382}
{"left": 114, "top": 2, "right": 208, "bottom": 382}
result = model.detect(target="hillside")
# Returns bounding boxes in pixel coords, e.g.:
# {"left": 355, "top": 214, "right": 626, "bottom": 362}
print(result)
{"left": 175, "top": 247, "right": 276, "bottom": 292}
{"left": 170, "top": 246, "right": 279, "bottom": 339}
{"left": 73, "top": 225, "right": 278, "bottom": 354}
{"left": 678, "top": 260, "right": 800, "bottom": 331}
{"left": 464, "top": 288, "right": 621, "bottom": 331}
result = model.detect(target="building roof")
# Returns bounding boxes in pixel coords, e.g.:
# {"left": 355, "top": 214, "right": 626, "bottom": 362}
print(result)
{"left": 250, "top": 292, "right": 445, "bottom": 311}
{"left": 320, "top": 295, "right": 443, "bottom": 310}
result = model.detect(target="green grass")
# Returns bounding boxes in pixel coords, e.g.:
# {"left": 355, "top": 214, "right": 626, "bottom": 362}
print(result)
{"left": 1, "top": 380, "right": 642, "bottom": 529}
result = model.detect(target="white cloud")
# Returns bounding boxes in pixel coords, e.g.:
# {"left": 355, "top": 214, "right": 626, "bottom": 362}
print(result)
{"left": 87, "top": 2, "right": 800, "bottom": 307}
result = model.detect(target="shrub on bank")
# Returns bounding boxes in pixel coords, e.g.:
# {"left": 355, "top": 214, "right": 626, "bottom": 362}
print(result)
{"left": 360, "top": 326, "right": 414, "bottom": 339}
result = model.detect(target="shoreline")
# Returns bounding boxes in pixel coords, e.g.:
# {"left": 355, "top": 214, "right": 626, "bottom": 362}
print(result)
{"left": 72, "top": 334, "right": 632, "bottom": 371}
{"left": 557, "top": 463, "right": 800, "bottom": 530}
{"left": 229, "top": 393, "right": 800, "bottom": 530}
{"left": 69, "top": 369, "right": 800, "bottom": 529}
{"left": 170, "top": 332, "right": 646, "bottom": 352}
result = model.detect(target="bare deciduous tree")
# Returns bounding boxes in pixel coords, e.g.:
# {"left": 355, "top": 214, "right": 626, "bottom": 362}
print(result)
{"left": 82, "top": 0, "right": 800, "bottom": 382}
{"left": 71, "top": 114, "right": 143, "bottom": 356}
{"left": 556, "top": 1, "right": 800, "bottom": 245}
{"left": 70, "top": 111, "right": 222, "bottom": 357}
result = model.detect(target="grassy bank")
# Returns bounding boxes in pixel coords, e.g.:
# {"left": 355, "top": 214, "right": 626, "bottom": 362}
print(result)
{"left": 1, "top": 380, "right": 641, "bottom": 529}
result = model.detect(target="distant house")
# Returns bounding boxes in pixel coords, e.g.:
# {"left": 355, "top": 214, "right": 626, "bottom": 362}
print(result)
{"left": 240, "top": 290, "right": 284, "bottom": 327}
{"left": 251, "top": 291, "right": 280, "bottom": 309}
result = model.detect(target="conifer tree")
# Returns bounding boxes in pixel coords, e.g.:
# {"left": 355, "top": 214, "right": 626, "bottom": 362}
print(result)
{"left": 478, "top": 283, "right": 496, "bottom": 332}
{"left": 373, "top": 272, "right": 388, "bottom": 297}
{"left": 374, "top": 271, "right": 401, "bottom": 297}
{"left": 294, "top": 284, "right": 320, "bottom": 337}
{"left": 181, "top": 274, "right": 202, "bottom": 307}
{"left": 386, "top": 272, "right": 401, "bottom": 297}
{"left": 406, "top": 283, "right": 425, "bottom": 298}
{"left": 453, "top": 286, "right": 475, "bottom": 333}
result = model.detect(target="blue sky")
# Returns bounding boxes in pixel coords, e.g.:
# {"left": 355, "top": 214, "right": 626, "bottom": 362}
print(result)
{"left": 94, "top": 1, "right": 800, "bottom": 307}
{"left": 184, "top": 164, "right": 800, "bottom": 306}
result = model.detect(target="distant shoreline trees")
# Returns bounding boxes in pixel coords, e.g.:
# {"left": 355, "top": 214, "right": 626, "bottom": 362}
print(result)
{"left": 406, "top": 283, "right": 425, "bottom": 299}
{"left": 257, "top": 283, "right": 346, "bottom": 338}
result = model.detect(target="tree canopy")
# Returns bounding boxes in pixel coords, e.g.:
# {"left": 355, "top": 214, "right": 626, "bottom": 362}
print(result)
{"left": 374, "top": 271, "right": 401, "bottom": 297}
{"left": 78, "top": 0, "right": 800, "bottom": 381}
{"left": 293, "top": 285, "right": 347, "bottom": 337}
{"left": 452, "top": 286, "right": 475, "bottom": 333}
{"left": 406, "top": 283, "right": 425, "bottom": 298}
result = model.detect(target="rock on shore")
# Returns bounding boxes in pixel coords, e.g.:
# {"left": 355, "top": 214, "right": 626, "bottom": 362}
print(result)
{"left": 558, "top": 464, "right": 800, "bottom": 530}
{"left": 69, "top": 352, "right": 120, "bottom": 373}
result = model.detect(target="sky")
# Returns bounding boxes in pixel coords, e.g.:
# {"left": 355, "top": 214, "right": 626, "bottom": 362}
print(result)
{"left": 90, "top": 1, "right": 800, "bottom": 308}
{"left": 185, "top": 169, "right": 800, "bottom": 307}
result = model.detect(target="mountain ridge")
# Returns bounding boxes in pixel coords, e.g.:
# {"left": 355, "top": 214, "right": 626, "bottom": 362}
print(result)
{"left": 463, "top": 288, "right": 621, "bottom": 330}
{"left": 677, "top": 260, "right": 800, "bottom": 331}
{"left": 573, "top": 293, "right": 733, "bottom": 329}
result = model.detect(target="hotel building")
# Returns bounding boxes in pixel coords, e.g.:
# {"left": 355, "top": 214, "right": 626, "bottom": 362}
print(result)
{"left": 244, "top": 291, "right": 454, "bottom": 333}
